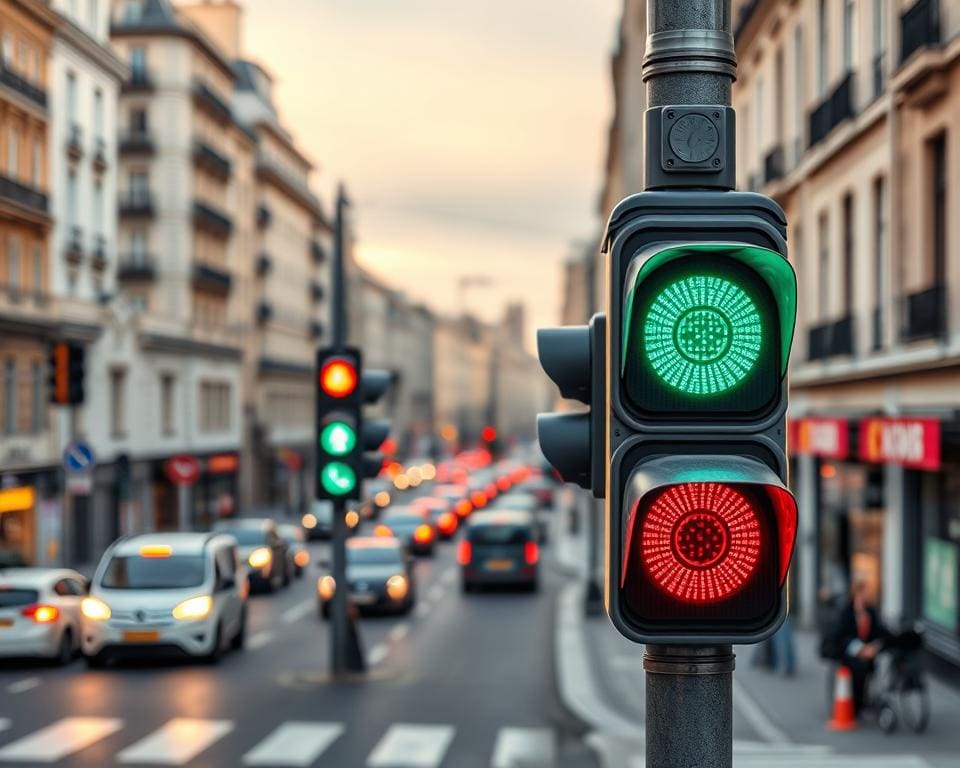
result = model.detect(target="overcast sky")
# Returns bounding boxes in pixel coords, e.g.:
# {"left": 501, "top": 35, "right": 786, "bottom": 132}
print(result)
{"left": 244, "top": 0, "right": 621, "bottom": 346}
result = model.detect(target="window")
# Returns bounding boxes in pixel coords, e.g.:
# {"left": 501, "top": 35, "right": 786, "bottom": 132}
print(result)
{"left": 843, "top": 0, "right": 855, "bottom": 73}
{"left": 130, "top": 47, "right": 146, "bottom": 79}
{"left": 872, "top": 176, "right": 887, "bottom": 348}
{"left": 30, "top": 361, "right": 43, "bottom": 433}
{"left": 1, "top": 33, "right": 12, "bottom": 67}
{"left": 130, "top": 230, "right": 146, "bottom": 259}
{"left": 3, "top": 359, "right": 16, "bottom": 435}
{"left": 774, "top": 48, "right": 784, "bottom": 145}
{"left": 67, "top": 171, "right": 77, "bottom": 227}
{"left": 93, "top": 89, "right": 103, "bottom": 139}
{"left": 128, "top": 293, "right": 147, "bottom": 312}
{"left": 818, "top": 0, "right": 829, "bottom": 96}
{"left": 161, "top": 374, "right": 175, "bottom": 435}
{"left": 66, "top": 71, "right": 77, "bottom": 123}
{"left": 818, "top": 211, "right": 830, "bottom": 320}
{"left": 130, "top": 107, "right": 148, "bottom": 134}
{"left": 842, "top": 192, "right": 855, "bottom": 317}
{"left": 94, "top": 181, "right": 104, "bottom": 236}
{"left": 129, "top": 170, "right": 148, "bottom": 198}
{"left": 123, "top": 0, "right": 144, "bottom": 22}
{"left": 200, "top": 381, "right": 231, "bottom": 433}
{"left": 8, "top": 236, "right": 21, "bottom": 290}
{"left": 30, "top": 138, "right": 41, "bottom": 186}
{"left": 32, "top": 244, "right": 42, "bottom": 291}
{"left": 7, "top": 126, "right": 19, "bottom": 176}
{"left": 873, "top": 0, "right": 886, "bottom": 95}
{"left": 110, "top": 368, "right": 127, "bottom": 437}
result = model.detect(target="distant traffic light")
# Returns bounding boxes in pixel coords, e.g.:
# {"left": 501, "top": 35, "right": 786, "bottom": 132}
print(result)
{"left": 48, "top": 341, "right": 85, "bottom": 405}
{"left": 315, "top": 348, "right": 393, "bottom": 500}
{"left": 480, "top": 425, "right": 497, "bottom": 443}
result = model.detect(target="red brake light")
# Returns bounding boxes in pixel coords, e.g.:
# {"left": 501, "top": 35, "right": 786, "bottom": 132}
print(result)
{"left": 485, "top": 483, "right": 497, "bottom": 498}
{"left": 524, "top": 540, "right": 539, "bottom": 566}
{"left": 437, "top": 513, "right": 457, "bottom": 536}
{"left": 319, "top": 359, "right": 358, "bottom": 398}
{"left": 457, "top": 540, "right": 473, "bottom": 565}
{"left": 22, "top": 604, "right": 59, "bottom": 623}
{"left": 470, "top": 491, "right": 487, "bottom": 508}
{"left": 413, "top": 524, "right": 434, "bottom": 544}
{"left": 639, "top": 482, "right": 761, "bottom": 604}
{"left": 497, "top": 477, "right": 511, "bottom": 492}
{"left": 455, "top": 499, "right": 472, "bottom": 517}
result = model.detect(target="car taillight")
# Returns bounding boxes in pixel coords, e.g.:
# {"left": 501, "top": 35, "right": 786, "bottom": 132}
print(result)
{"left": 22, "top": 604, "right": 59, "bottom": 623}
{"left": 437, "top": 513, "right": 457, "bottom": 536}
{"left": 497, "top": 477, "right": 511, "bottom": 492}
{"left": 485, "top": 483, "right": 497, "bottom": 498}
{"left": 455, "top": 499, "right": 472, "bottom": 517}
{"left": 470, "top": 491, "right": 487, "bottom": 509}
{"left": 524, "top": 541, "right": 539, "bottom": 566}
{"left": 457, "top": 540, "right": 473, "bottom": 565}
{"left": 414, "top": 524, "right": 434, "bottom": 544}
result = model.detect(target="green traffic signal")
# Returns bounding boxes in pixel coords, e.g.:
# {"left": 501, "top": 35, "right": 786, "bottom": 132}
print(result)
{"left": 320, "top": 462, "right": 357, "bottom": 495}
{"left": 320, "top": 420, "right": 357, "bottom": 456}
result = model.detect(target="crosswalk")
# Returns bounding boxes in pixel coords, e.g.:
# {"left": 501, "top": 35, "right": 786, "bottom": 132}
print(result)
{"left": 0, "top": 716, "right": 557, "bottom": 767}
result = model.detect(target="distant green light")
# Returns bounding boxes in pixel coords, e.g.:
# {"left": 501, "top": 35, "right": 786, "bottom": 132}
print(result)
{"left": 643, "top": 275, "right": 762, "bottom": 395}
{"left": 320, "top": 462, "right": 357, "bottom": 495}
{"left": 320, "top": 421, "right": 356, "bottom": 456}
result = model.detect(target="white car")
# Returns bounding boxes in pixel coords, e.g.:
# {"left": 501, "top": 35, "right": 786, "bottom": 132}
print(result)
{"left": 81, "top": 533, "right": 247, "bottom": 667}
{"left": 0, "top": 568, "right": 87, "bottom": 664}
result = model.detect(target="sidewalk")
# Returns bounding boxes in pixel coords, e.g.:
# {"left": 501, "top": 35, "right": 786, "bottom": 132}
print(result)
{"left": 549, "top": 494, "right": 960, "bottom": 768}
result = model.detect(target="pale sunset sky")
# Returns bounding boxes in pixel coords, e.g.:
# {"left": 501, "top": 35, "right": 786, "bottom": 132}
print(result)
{"left": 243, "top": 0, "right": 621, "bottom": 344}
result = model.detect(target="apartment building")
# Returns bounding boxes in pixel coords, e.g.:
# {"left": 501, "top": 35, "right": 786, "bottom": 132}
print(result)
{"left": 0, "top": 0, "right": 57, "bottom": 566}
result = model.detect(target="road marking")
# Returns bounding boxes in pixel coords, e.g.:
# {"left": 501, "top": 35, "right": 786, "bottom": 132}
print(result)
{"left": 242, "top": 722, "right": 344, "bottom": 766}
{"left": 6, "top": 677, "right": 40, "bottom": 694}
{"left": 441, "top": 567, "right": 457, "bottom": 585}
{"left": 732, "top": 756, "right": 931, "bottom": 767}
{"left": 732, "top": 679, "right": 791, "bottom": 745}
{"left": 490, "top": 727, "right": 555, "bottom": 768}
{"left": 367, "top": 724, "right": 454, "bottom": 767}
{"left": 117, "top": 718, "right": 233, "bottom": 764}
{"left": 427, "top": 585, "right": 445, "bottom": 603}
{"left": 414, "top": 602, "right": 431, "bottom": 619}
{"left": 388, "top": 622, "right": 410, "bottom": 642}
{"left": 248, "top": 630, "right": 274, "bottom": 650}
{"left": 368, "top": 644, "right": 389, "bottom": 666}
{"left": 0, "top": 717, "right": 123, "bottom": 762}
{"left": 282, "top": 600, "right": 316, "bottom": 624}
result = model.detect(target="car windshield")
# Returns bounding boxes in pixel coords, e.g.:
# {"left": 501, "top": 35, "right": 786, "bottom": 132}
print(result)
{"left": 0, "top": 588, "right": 38, "bottom": 607}
{"left": 100, "top": 555, "right": 207, "bottom": 589}
{"left": 470, "top": 525, "right": 530, "bottom": 545}
{"left": 215, "top": 529, "right": 266, "bottom": 546}
{"left": 349, "top": 547, "right": 402, "bottom": 566}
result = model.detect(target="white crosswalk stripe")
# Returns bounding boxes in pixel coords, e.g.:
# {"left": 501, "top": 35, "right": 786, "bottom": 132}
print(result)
{"left": 490, "top": 727, "right": 555, "bottom": 768}
{"left": 629, "top": 751, "right": 934, "bottom": 768}
{"left": 367, "top": 724, "right": 455, "bottom": 767}
{"left": 242, "top": 722, "right": 344, "bottom": 766}
{"left": 117, "top": 718, "right": 234, "bottom": 765}
{"left": 0, "top": 717, "right": 123, "bottom": 763}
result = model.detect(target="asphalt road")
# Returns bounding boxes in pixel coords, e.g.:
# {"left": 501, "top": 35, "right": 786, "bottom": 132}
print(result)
{"left": 0, "top": 493, "right": 592, "bottom": 767}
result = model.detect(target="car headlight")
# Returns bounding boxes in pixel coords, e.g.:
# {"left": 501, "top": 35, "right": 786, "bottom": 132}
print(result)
{"left": 81, "top": 596, "right": 111, "bottom": 621}
{"left": 294, "top": 550, "right": 310, "bottom": 568}
{"left": 386, "top": 574, "right": 408, "bottom": 601}
{"left": 302, "top": 513, "right": 318, "bottom": 529}
{"left": 248, "top": 547, "right": 272, "bottom": 569}
{"left": 172, "top": 595, "right": 213, "bottom": 621}
{"left": 317, "top": 575, "right": 336, "bottom": 601}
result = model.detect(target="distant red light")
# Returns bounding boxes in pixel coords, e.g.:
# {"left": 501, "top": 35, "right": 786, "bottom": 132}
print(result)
{"left": 437, "top": 512, "right": 458, "bottom": 536}
{"left": 455, "top": 499, "right": 472, "bottom": 517}
{"left": 640, "top": 482, "right": 761, "bottom": 604}
{"left": 319, "top": 359, "right": 357, "bottom": 398}
{"left": 413, "top": 524, "right": 434, "bottom": 544}
{"left": 470, "top": 491, "right": 487, "bottom": 509}
{"left": 457, "top": 540, "right": 473, "bottom": 565}
{"left": 496, "top": 477, "right": 511, "bottom": 492}
{"left": 481, "top": 426, "right": 497, "bottom": 443}
{"left": 485, "top": 483, "right": 497, "bottom": 499}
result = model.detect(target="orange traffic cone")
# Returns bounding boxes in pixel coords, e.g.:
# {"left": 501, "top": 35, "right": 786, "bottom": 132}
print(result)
{"left": 827, "top": 665, "right": 858, "bottom": 730}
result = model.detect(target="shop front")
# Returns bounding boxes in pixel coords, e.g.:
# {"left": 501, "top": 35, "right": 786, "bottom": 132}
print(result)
{"left": 195, "top": 452, "right": 239, "bottom": 528}
{"left": 0, "top": 469, "right": 59, "bottom": 566}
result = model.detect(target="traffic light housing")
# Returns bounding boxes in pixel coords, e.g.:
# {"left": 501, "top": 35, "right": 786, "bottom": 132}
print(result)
{"left": 48, "top": 341, "right": 85, "bottom": 405}
{"left": 315, "top": 347, "right": 393, "bottom": 501}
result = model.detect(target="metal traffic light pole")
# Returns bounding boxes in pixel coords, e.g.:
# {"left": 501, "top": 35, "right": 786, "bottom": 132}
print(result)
{"left": 329, "top": 183, "right": 366, "bottom": 675}
{"left": 641, "top": 2, "right": 737, "bottom": 767}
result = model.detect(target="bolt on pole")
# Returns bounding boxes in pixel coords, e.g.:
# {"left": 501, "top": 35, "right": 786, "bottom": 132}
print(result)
{"left": 641, "top": 1, "right": 737, "bottom": 766}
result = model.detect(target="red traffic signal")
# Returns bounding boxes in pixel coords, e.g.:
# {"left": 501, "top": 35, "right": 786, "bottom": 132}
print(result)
{"left": 481, "top": 426, "right": 497, "bottom": 443}
{"left": 319, "top": 358, "right": 358, "bottom": 398}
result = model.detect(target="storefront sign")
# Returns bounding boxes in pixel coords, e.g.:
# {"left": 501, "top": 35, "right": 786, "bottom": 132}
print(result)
{"left": 859, "top": 417, "right": 941, "bottom": 471}
{"left": 165, "top": 455, "right": 201, "bottom": 486}
{"left": 207, "top": 453, "right": 239, "bottom": 474}
{"left": 789, "top": 418, "right": 849, "bottom": 458}
{"left": 0, "top": 486, "right": 35, "bottom": 514}
{"left": 924, "top": 538, "right": 958, "bottom": 630}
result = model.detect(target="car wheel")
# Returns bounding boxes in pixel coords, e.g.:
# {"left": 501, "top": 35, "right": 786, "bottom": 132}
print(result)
{"left": 55, "top": 629, "right": 73, "bottom": 666}
{"left": 230, "top": 609, "right": 247, "bottom": 651}
{"left": 85, "top": 652, "right": 107, "bottom": 669}
{"left": 206, "top": 623, "right": 224, "bottom": 665}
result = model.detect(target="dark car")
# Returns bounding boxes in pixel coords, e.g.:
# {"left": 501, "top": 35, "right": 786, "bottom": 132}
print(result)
{"left": 459, "top": 510, "right": 539, "bottom": 592}
{"left": 375, "top": 507, "right": 437, "bottom": 556}
{"left": 276, "top": 523, "right": 310, "bottom": 578}
{"left": 411, "top": 497, "right": 458, "bottom": 539}
{"left": 213, "top": 518, "right": 290, "bottom": 592}
{"left": 302, "top": 501, "right": 334, "bottom": 540}
{"left": 491, "top": 491, "right": 547, "bottom": 543}
{"left": 317, "top": 537, "right": 415, "bottom": 617}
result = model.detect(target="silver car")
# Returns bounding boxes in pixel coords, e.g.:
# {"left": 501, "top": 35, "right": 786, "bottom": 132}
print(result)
{"left": 0, "top": 568, "right": 87, "bottom": 664}
{"left": 81, "top": 532, "right": 247, "bottom": 666}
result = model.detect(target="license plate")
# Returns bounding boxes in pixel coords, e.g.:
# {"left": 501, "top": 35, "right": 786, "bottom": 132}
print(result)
{"left": 351, "top": 593, "right": 377, "bottom": 605}
{"left": 0, "top": 618, "right": 13, "bottom": 628}
{"left": 485, "top": 559, "right": 514, "bottom": 572}
{"left": 123, "top": 630, "right": 160, "bottom": 642}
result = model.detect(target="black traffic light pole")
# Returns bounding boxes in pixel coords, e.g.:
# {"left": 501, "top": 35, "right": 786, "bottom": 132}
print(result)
{"left": 641, "top": 2, "right": 737, "bottom": 767}
{"left": 329, "top": 183, "right": 366, "bottom": 676}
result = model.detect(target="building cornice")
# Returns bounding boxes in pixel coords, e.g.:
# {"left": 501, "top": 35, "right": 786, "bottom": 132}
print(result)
{"left": 139, "top": 332, "right": 242, "bottom": 361}
{"left": 110, "top": 23, "right": 234, "bottom": 81}
{"left": 55, "top": 17, "right": 128, "bottom": 81}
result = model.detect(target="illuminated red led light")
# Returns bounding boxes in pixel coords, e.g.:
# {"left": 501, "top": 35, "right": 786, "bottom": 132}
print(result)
{"left": 319, "top": 359, "right": 358, "bottom": 398}
{"left": 640, "top": 482, "right": 761, "bottom": 603}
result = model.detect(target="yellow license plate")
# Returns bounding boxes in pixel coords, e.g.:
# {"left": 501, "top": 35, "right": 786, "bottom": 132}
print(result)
{"left": 0, "top": 618, "right": 13, "bottom": 627}
{"left": 123, "top": 630, "right": 160, "bottom": 642}
{"left": 485, "top": 559, "right": 514, "bottom": 571}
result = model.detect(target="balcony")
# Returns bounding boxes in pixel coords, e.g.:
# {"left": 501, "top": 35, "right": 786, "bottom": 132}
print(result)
{"left": 121, "top": 69, "right": 154, "bottom": 94}
{"left": 310, "top": 281, "right": 324, "bottom": 302}
{"left": 255, "top": 253, "right": 271, "bottom": 275}
{"left": 66, "top": 124, "right": 83, "bottom": 161}
{"left": 311, "top": 240, "right": 326, "bottom": 263}
{"left": 309, "top": 320, "right": 324, "bottom": 339}
{"left": 256, "top": 301, "right": 273, "bottom": 324}
{"left": 119, "top": 130, "right": 154, "bottom": 156}
{"left": 257, "top": 203, "right": 272, "bottom": 229}
{"left": 119, "top": 190, "right": 154, "bottom": 218}
{"left": 808, "top": 72, "right": 856, "bottom": 148}
{"left": 192, "top": 200, "right": 233, "bottom": 239}
{"left": 901, "top": 0, "right": 940, "bottom": 64}
{"left": 192, "top": 139, "right": 232, "bottom": 181}
{"left": 902, "top": 284, "right": 947, "bottom": 341}
{"left": 192, "top": 80, "right": 232, "bottom": 125}
{"left": 0, "top": 64, "right": 47, "bottom": 109}
{"left": 93, "top": 138, "right": 107, "bottom": 172}
{"left": 763, "top": 144, "right": 784, "bottom": 185}
{"left": 117, "top": 253, "right": 156, "bottom": 281}
{"left": 872, "top": 306, "right": 884, "bottom": 351}
{"left": 91, "top": 235, "right": 107, "bottom": 270}
{"left": 192, "top": 262, "right": 232, "bottom": 296}
{"left": 65, "top": 227, "right": 83, "bottom": 265}
{"left": 0, "top": 173, "right": 48, "bottom": 216}
{"left": 807, "top": 315, "right": 855, "bottom": 361}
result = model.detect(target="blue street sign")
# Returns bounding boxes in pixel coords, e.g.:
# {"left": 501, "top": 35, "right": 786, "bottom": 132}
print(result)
{"left": 63, "top": 440, "right": 96, "bottom": 473}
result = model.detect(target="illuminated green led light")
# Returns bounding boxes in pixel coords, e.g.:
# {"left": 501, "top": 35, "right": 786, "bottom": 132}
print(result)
{"left": 643, "top": 275, "right": 762, "bottom": 395}
{"left": 320, "top": 421, "right": 356, "bottom": 456}
{"left": 320, "top": 462, "right": 357, "bottom": 495}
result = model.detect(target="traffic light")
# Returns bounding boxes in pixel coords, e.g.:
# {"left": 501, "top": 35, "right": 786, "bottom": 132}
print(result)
{"left": 315, "top": 347, "right": 392, "bottom": 501}
{"left": 538, "top": 190, "right": 799, "bottom": 644}
{"left": 48, "top": 341, "right": 85, "bottom": 405}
